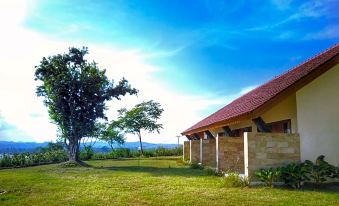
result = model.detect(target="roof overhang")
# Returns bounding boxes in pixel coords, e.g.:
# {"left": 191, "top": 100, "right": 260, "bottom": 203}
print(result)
{"left": 182, "top": 54, "right": 339, "bottom": 136}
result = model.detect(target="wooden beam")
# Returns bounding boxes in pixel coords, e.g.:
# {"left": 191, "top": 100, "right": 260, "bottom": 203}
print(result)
{"left": 193, "top": 133, "right": 200, "bottom": 140}
{"left": 253, "top": 117, "right": 271, "bottom": 132}
{"left": 182, "top": 56, "right": 339, "bottom": 136}
{"left": 222, "top": 126, "right": 234, "bottom": 137}
{"left": 204, "top": 130, "right": 214, "bottom": 139}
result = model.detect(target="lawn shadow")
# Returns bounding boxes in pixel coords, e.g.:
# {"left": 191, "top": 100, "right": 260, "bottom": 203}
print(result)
{"left": 269, "top": 182, "right": 339, "bottom": 194}
{"left": 94, "top": 165, "right": 208, "bottom": 177}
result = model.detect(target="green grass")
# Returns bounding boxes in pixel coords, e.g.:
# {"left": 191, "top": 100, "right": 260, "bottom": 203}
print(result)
{"left": 0, "top": 157, "right": 338, "bottom": 206}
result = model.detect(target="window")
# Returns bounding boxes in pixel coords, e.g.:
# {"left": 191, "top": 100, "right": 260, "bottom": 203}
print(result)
{"left": 231, "top": 127, "right": 252, "bottom": 137}
{"left": 265, "top": 119, "right": 292, "bottom": 133}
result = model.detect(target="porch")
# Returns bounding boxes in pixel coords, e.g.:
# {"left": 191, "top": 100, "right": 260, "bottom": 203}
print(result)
{"left": 183, "top": 132, "right": 300, "bottom": 176}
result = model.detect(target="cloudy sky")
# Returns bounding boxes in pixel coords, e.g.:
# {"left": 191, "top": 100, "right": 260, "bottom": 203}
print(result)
{"left": 0, "top": 0, "right": 338, "bottom": 143}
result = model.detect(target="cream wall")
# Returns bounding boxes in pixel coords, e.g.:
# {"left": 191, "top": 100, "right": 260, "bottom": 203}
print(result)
{"left": 261, "top": 94, "right": 298, "bottom": 133}
{"left": 214, "top": 94, "right": 298, "bottom": 134}
{"left": 296, "top": 64, "right": 339, "bottom": 166}
{"left": 210, "top": 95, "right": 298, "bottom": 136}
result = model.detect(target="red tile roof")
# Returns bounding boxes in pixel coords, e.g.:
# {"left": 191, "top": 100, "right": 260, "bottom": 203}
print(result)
{"left": 183, "top": 44, "right": 339, "bottom": 135}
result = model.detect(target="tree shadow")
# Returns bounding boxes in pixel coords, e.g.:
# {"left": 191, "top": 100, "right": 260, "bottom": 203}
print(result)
{"left": 94, "top": 165, "right": 208, "bottom": 177}
{"left": 267, "top": 182, "right": 339, "bottom": 194}
{"left": 302, "top": 182, "right": 339, "bottom": 193}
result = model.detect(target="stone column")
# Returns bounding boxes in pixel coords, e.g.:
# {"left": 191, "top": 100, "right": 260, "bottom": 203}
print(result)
{"left": 189, "top": 140, "right": 192, "bottom": 163}
{"left": 200, "top": 138, "right": 203, "bottom": 164}
{"left": 216, "top": 133, "right": 219, "bottom": 169}
{"left": 244, "top": 132, "right": 249, "bottom": 176}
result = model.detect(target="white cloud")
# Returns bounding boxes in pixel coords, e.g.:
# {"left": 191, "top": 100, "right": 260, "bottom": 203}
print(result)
{"left": 271, "top": 0, "right": 293, "bottom": 10}
{"left": 304, "top": 25, "right": 339, "bottom": 40}
{"left": 0, "top": 0, "right": 253, "bottom": 144}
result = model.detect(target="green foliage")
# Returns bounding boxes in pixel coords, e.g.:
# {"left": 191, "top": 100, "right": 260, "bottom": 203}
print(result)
{"left": 79, "top": 146, "right": 95, "bottom": 160}
{"left": 223, "top": 173, "right": 250, "bottom": 187}
{"left": 190, "top": 162, "right": 204, "bottom": 170}
{"left": 203, "top": 167, "right": 224, "bottom": 176}
{"left": 109, "top": 148, "right": 131, "bottom": 158}
{"left": 155, "top": 146, "right": 182, "bottom": 157}
{"left": 255, "top": 167, "right": 281, "bottom": 187}
{"left": 281, "top": 162, "right": 309, "bottom": 189}
{"left": 255, "top": 155, "right": 339, "bottom": 189}
{"left": 0, "top": 150, "right": 68, "bottom": 168}
{"left": 117, "top": 100, "right": 163, "bottom": 155}
{"left": 90, "top": 147, "right": 180, "bottom": 160}
{"left": 34, "top": 47, "right": 137, "bottom": 161}
{"left": 100, "top": 121, "right": 125, "bottom": 151}
{"left": 304, "top": 155, "right": 338, "bottom": 184}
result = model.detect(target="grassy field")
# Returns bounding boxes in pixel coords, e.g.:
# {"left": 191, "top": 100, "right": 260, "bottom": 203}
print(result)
{"left": 0, "top": 157, "right": 338, "bottom": 206}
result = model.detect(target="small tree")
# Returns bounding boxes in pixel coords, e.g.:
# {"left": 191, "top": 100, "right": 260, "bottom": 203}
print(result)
{"left": 100, "top": 121, "right": 125, "bottom": 151}
{"left": 34, "top": 47, "right": 137, "bottom": 162}
{"left": 117, "top": 100, "right": 163, "bottom": 155}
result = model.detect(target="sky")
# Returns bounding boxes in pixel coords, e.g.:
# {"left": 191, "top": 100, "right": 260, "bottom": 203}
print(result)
{"left": 0, "top": 0, "right": 338, "bottom": 144}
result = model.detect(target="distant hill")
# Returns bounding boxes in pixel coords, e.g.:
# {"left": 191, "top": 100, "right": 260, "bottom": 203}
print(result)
{"left": 0, "top": 141, "right": 178, "bottom": 153}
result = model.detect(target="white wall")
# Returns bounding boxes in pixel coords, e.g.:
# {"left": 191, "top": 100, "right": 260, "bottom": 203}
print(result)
{"left": 296, "top": 64, "right": 339, "bottom": 166}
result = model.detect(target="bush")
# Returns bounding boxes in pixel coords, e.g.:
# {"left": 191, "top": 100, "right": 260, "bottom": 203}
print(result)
{"left": 304, "top": 155, "right": 338, "bottom": 184}
{"left": 190, "top": 162, "right": 204, "bottom": 170}
{"left": 80, "top": 146, "right": 95, "bottom": 160}
{"left": 255, "top": 167, "right": 281, "bottom": 188}
{"left": 203, "top": 167, "right": 224, "bottom": 176}
{"left": 223, "top": 172, "right": 250, "bottom": 187}
{"left": 281, "top": 162, "right": 309, "bottom": 189}
{"left": 0, "top": 150, "right": 68, "bottom": 168}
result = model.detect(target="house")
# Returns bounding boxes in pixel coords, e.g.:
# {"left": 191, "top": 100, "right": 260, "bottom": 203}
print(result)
{"left": 181, "top": 44, "right": 339, "bottom": 176}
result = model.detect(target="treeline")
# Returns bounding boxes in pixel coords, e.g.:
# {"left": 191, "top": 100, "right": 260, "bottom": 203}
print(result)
{"left": 0, "top": 150, "right": 68, "bottom": 168}
{"left": 0, "top": 142, "right": 182, "bottom": 168}
{"left": 80, "top": 146, "right": 182, "bottom": 160}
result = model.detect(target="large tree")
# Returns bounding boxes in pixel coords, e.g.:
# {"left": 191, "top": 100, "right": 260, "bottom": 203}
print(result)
{"left": 34, "top": 47, "right": 137, "bottom": 162}
{"left": 117, "top": 100, "right": 163, "bottom": 155}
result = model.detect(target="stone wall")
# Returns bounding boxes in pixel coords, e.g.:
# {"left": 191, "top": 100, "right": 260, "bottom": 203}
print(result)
{"left": 245, "top": 132, "right": 300, "bottom": 176}
{"left": 183, "top": 141, "right": 190, "bottom": 161}
{"left": 218, "top": 137, "right": 244, "bottom": 173}
{"left": 190, "top": 140, "right": 200, "bottom": 163}
{"left": 201, "top": 139, "right": 216, "bottom": 167}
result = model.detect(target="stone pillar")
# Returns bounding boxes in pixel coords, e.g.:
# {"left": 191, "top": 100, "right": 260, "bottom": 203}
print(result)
{"left": 244, "top": 132, "right": 249, "bottom": 176}
{"left": 190, "top": 140, "right": 200, "bottom": 163}
{"left": 200, "top": 138, "right": 203, "bottom": 164}
{"left": 216, "top": 133, "right": 219, "bottom": 169}
{"left": 183, "top": 141, "right": 190, "bottom": 161}
{"left": 201, "top": 138, "right": 217, "bottom": 167}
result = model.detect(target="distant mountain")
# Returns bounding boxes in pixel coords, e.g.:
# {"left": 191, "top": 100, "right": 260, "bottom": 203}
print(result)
{"left": 0, "top": 141, "right": 178, "bottom": 153}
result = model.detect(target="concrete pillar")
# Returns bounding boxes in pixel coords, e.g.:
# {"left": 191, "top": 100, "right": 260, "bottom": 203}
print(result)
{"left": 200, "top": 138, "right": 203, "bottom": 164}
{"left": 216, "top": 133, "right": 219, "bottom": 169}
{"left": 244, "top": 132, "right": 249, "bottom": 176}
{"left": 189, "top": 140, "right": 192, "bottom": 163}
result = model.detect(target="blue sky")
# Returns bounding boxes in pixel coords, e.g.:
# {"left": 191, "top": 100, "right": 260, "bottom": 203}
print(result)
{"left": 0, "top": 0, "right": 338, "bottom": 143}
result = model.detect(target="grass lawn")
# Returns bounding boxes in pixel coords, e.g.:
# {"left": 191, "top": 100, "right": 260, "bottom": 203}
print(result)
{"left": 0, "top": 157, "right": 338, "bottom": 206}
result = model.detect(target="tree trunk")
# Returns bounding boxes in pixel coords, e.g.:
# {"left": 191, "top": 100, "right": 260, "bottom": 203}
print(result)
{"left": 69, "top": 140, "right": 80, "bottom": 162}
{"left": 137, "top": 131, "right": 144, "bottom": 156}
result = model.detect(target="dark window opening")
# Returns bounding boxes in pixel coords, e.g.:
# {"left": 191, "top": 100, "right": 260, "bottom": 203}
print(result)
{"left": 257, "top": 119, "right": 292, "bottom": 133}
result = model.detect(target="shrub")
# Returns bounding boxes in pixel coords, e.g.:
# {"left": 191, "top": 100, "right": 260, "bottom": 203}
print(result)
{"left": 255, "top": 167, "right": 281, "bottom": 188}
{"left": 304, "top": 155, "right": 338, "bottom": 184}
{"left": 223, "top": 172, "right": 250, "bottom": 187}
{"left": 281, "top": 162, "right": 309, "bottom": 189}
{"left": 203, "top": 167, "right": 224, "bottom": 176}
{"left": 80, "top": 146, "right": 95, "bottom": 160}
{"left": 190, "top": 162, "right": 204, "bottom": 170}
{"left": 0, "top": 150, "right": 67, "bottom": 168}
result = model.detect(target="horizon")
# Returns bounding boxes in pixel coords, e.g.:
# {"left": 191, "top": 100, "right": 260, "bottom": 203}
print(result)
{"left": 0, "top": 0, "right": 338, "bottom": 144}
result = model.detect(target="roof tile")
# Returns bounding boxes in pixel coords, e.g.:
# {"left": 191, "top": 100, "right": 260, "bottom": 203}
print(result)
{"left": 183, "top": 44, "right": 339, "bottom": 134}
